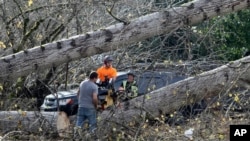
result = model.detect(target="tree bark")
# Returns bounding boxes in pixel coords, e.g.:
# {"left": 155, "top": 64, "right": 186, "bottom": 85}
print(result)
{"left": 0, "top": 0, "right": 249, "bottom": 81}
{"left": 0, "top": 111, "right": 56, "bottom": 133}
{"left": 0, "top": 111, "right": 73, "bottom": 136}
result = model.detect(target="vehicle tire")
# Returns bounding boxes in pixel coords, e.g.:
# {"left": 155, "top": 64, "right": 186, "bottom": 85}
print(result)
{"left": 71, "top": 104, "right": 78, "bottom": 116}
{"left": 59, "top": 105, "right": 71, "bottom": 116}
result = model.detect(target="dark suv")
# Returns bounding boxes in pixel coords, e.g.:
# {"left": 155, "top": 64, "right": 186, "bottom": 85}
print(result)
{"left": 40, "top": 71, "right": 186, "bottom": 115}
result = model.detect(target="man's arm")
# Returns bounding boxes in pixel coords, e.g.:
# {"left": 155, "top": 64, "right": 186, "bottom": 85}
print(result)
{"left": 131, "top": 82, "right": 138, "bottom": 97}
{"left": 97, "top": 67, "right": 103, "bottom": 81}
{"left": 111, "top": 68, "right": 117, "bottom": 81}
{"left": 92, "top": 92, "right": 98, "bottom": 109}
{"left": 118, "top": 82, "right": 124, "bottom": 91}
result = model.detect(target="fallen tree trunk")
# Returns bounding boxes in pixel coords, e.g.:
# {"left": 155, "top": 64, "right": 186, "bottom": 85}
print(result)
{"left": 0, "top": 111, "right": 73, "bottom": 137}
{"left": 0, "top": 111, "right": 57, "bottom": 133}
{"left": 0, "top": 0, "right": 249, "bottom": 81}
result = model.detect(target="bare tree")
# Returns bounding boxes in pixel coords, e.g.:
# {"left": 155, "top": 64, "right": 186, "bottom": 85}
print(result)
{"left": 0, "top": 0, "right": 248, "bottom": 81}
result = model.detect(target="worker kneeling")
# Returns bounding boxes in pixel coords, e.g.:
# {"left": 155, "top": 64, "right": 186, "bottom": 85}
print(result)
{"left": 118, "top": 71, "right": 138, "bottom": 101}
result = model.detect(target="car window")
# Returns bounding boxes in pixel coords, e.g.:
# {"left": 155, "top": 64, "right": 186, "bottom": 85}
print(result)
{"left": 137, "top": 71, "right": 186, "bottom": 95}
{"left": 137, "top": 74, "right": 166, "bottom": 95}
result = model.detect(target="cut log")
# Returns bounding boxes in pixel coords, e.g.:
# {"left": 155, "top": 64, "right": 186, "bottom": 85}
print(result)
{"left": 56, "top": 111, "right": 71, "bottom": 137}
{"left": 0, "top": 0, "right": 249, "bottom": 81}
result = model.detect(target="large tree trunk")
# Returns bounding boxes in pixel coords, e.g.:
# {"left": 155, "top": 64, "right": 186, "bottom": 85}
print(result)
{"left": 0, "top": 0, "right": 249, "bottom": 81}
{"left": 0, "top": 111, "right": 73, "bottom": 136}
{"left": 0, "top": 111, "right": 57, "bottom": 132}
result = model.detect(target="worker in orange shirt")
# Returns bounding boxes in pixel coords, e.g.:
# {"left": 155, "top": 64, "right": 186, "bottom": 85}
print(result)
{"left": 96, "top": 56, "right": 117, "bottom": 87}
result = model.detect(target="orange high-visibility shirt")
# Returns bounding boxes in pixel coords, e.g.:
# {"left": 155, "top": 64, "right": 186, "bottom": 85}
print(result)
{"left": 97, "top": 66, "right": 117, "bottom": 82}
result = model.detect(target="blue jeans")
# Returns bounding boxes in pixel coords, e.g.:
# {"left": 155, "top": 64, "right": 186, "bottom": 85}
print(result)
{"left": 75, "top": 107, "right": 97, "bottom": 133}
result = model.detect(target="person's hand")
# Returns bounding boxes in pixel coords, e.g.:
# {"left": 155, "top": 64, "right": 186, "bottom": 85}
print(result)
{"left": 118, "top": 87, "right": 124, "bottom": 91}
{"left": 116, "top": 89, "right": 125, "bottom": 95}
{"left": 96, "top": 105, "right": 102, "bottom": 110}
